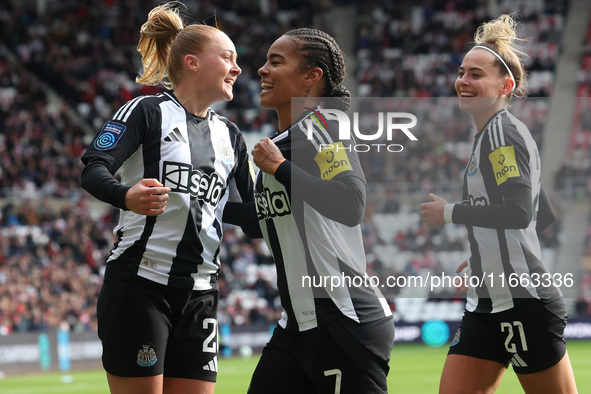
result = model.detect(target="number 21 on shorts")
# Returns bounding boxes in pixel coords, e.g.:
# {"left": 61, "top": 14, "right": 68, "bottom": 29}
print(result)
{"left": 501, "top": 320, "right": 528, "bottom": 353}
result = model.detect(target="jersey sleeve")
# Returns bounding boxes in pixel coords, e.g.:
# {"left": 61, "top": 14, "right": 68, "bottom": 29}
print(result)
{"left": 80, "top": 162, "right": 130, "bottom": 209}
{"left": 275, "top": 160, "right": 366, "bottom": 227}
{"left": 485, "top": 121, "right": 532, "bottom": 192}
{"left": 81, "top": 97, "right": 152, "bottom": 172}
{"left": 219, "top": 118, "right": 261, "bottom": 237}
{"left": 452, "top": 183, "right": 533, "bottom": 229}
{"left": 80, "top": 96, "right": 155, "bottom": 207}
{"left": 453, "top": 115, "right": 539, "bottom": 229}
{"left": 228, "top": 127, "right": 256, "bottom": 204}
{"left": 274, "top": 118, "right": 366, "bottom": 227}
{"left": 536, "top": 185, "right": 556, "bottom": 236}
{"left": 223, "top": 201, "right": 262, "bottom": 238}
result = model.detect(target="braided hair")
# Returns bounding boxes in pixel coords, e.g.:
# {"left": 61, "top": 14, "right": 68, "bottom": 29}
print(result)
{"left": 284, "top": 28, "right": 351, "bottom": 111}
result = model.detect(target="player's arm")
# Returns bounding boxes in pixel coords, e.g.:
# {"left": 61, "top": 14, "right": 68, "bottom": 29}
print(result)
{"left": 421, "top": 183, "right": 533, "bottom": 229}
{"left": 81, "top": 100, "right": 145, "bottom": 208}
{"left": 81, "top": 159, "right": 130, "bottom": 210}
{"left": 221, "top": 129, "right": 263, "bottom": 238}
{"left": 222, "top": 158, "right": 364, "bottom": 229}
{"left": 81, "top": 159, "right": 170, "bottom": 216}
{"left": 452, "top": 124, "right": 537, "bottom": 229}
{"left": 451, "top": 183, "right": 533, "bottom": 228}
{"left": 274, "top": 160, "right": 365, "bottom": 227}
{"left": 223, "top": 201, "right": 263, "bottom": 238}
{"left": 252, "top": 137, "right": 365, "bottom": 226}
{"left": 81, "top": 99, "right": 169, "bottom": 215}
{"left": 536, "top": 185, "right": 556, "bottom": 236}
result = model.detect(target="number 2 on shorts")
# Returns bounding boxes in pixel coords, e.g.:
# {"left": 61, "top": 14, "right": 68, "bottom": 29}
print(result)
{"left": 202, "top": 317, "right": 217, "bottom": 353}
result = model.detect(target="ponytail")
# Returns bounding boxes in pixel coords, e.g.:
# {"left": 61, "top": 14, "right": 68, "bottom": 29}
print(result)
{"left": 472, "top": 13, "right": 528, "bottom": 99}
{"left": 136, "top": 2, "right": 220, "bottom": 90}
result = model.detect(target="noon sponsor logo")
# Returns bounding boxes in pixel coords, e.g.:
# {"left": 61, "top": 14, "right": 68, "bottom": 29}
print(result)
{"left": 489, "top": 146, "right": 521, "bottom": 185}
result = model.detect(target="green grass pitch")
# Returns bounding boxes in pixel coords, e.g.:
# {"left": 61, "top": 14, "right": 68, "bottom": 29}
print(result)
{"left": 1, "top": 340, "right": 589, "bottom": 393}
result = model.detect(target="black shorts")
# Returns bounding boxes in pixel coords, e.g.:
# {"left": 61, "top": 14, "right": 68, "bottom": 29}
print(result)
{"left": 248, "top": 316, "right": 394, "bottom": 394}
{"left": 448, "top": 298, "right": 567, "bottom": 374}
{"left": 97, "top": 272, "right": 219, "bottom": 380}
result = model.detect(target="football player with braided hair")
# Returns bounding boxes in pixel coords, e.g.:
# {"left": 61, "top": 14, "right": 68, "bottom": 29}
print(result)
{"left": 242, "top": 28, "right": 395, "bottom": 393}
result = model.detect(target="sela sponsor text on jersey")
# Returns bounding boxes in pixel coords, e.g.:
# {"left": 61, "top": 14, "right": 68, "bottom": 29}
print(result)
{"left": 255, "top": 187, "right": 291, "bottom": 220}
{"left": 162, "top": 161, "right": 226, "bottom": 206}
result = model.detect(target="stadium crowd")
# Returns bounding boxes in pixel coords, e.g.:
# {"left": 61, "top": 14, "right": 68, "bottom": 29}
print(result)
{"left": 1, "top": 0, "right": 589, "bottom": 336}
{"left": 554, "top": 9, "right": 591, "bottom": 199}
{"left": 354, "top": 0, "right": 566, "bottom": 98}
{"left": 576, "top": 217, "right": 591, "bottom": 317}
{"left": 0, "top": 45, "right": 85, "bottom": 199}
{"left": 0, "top": 0, "right": 336, "bottom": 136}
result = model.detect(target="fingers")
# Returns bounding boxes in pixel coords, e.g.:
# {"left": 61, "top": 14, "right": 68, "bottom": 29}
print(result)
{"left": 456, "top": 259, "right": 468, "bottom": 274}
{"left": 419, "top": 202, "right": 438, "bottom": 227}
{"left": 456, "top": 260, "right": 469, "bottom": 293}
{"left": 126, "top": 179, "right": 171, "bottom": 216}
{"left": 140, "top": 178, "right": 164, "bottom": 187}
{"left": 140, "top": 179, "right": 171, "bottom": 196}
{"left": 251, "top": 138, "right": 285, "bottom": 175}
{"left": 420, "top": 193, "right": 447, "bottom": 227}
{"left": 251, "top": 138, "right": 273, "bottom": 158}
{"left": 419, "top": 202, "right": 429, "bottom": 213}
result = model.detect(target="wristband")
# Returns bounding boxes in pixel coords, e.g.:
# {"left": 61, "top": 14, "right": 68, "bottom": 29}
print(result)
{"left": 443, "top": 203, "right": 455, "bottom": 223}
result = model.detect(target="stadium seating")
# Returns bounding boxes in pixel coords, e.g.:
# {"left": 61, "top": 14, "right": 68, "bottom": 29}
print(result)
{"left": 1, "top": 0, "right": 589, "bottom": 335}
{"left": 554, "top": 7, "right": 591, "bottom": 199}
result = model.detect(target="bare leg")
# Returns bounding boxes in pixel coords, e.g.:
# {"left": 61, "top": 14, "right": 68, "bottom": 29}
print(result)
{"left": 517, "top": 351, "right": 578, "bottom": 394}
{"left": 106, "top": 373, "right": 163, "bottom": 394}
{"left": 164, "top": 377, "right": 215, "bottom": 394}
{"left": 439, "top": 354, "right": 506, "bottom": 394}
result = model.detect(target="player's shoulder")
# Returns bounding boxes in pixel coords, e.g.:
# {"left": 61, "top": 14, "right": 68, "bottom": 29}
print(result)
{"left": 500, "top": 109, "right": 528, "bottom": 131}
{"left": 502, "top": 109, "right": 532, "bottom": 137}
{"left": 138, "top": 91, "right": 183, "bottom": 111}
{"left": 500, "top": 109, "right": 535, "bottom": 149}
{"left": 485, "top": 109, "right": 530, "bottom": 147}
{"left": 112, "top": 92, "right": 176, "bottom": 122}
{"left": 208, "top": 109, "right": 242, "bottom": 135}
{"left": 295, "top": 114, "right": 342, "bottom": 145}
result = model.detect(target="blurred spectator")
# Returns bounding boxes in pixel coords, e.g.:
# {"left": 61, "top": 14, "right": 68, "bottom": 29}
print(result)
{"left": 0, "top": 198, "right": 114, "bottom": 334}
{"left": 354, "top": 0, "right": 567, "bottom": 98}
{"left": 0, "top": 0, "right": 584, "bottom": 332}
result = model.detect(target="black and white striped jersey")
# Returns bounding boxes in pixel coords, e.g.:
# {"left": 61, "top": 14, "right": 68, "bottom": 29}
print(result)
{"left": 461, "top": 108, "right": 561, "bottom": 313}
{"left": 255, "top": 109, "right": 392, "bottom": 332}
{"left": 81, "top": 91, "right": 254, "bottom": 291}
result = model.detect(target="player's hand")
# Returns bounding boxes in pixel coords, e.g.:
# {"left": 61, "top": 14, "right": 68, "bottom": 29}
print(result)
{"left": 125, "top": 178, "right": 171, "bottom": 216}
{"left": 455, "top": 259, "right": 469, "bottom": 293}
{"left": 420, "top": 193, "right": 447, "bottom": 227}
{"left": 252, "top": 138, "right": 285, "bottom": 175}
